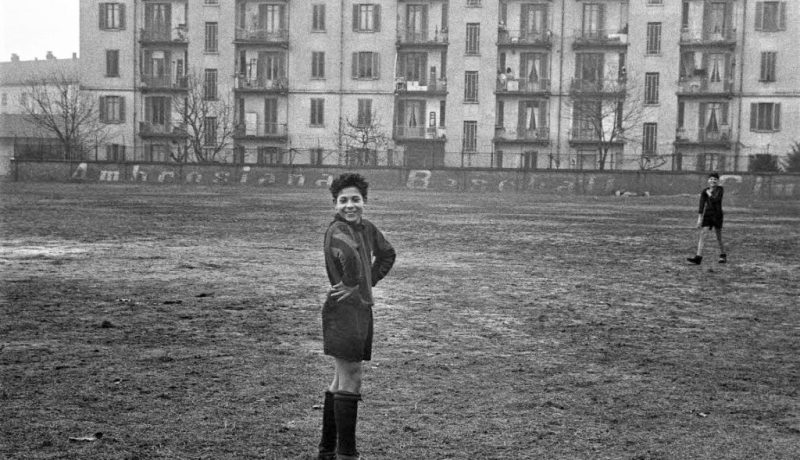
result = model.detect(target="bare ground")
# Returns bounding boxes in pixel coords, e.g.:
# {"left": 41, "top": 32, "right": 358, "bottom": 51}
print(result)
{"left": 1, "top": 182, "right": 798, "bottom": 460}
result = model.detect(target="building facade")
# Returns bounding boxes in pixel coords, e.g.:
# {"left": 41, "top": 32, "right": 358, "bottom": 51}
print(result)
{"left": 74, "top": 0, "right": 799, "bottom": 171}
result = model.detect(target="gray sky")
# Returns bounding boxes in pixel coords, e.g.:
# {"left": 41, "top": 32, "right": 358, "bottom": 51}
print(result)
{"left": 0, "top": 0, "right": 80, "bottom": 61}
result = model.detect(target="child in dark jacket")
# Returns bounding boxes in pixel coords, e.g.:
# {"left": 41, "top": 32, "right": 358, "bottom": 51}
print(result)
{"left": 687, "top": 172, "right": 727, "bottom": 264}
{"left": 317, "top": 173, "right": 396, "bottom": 460}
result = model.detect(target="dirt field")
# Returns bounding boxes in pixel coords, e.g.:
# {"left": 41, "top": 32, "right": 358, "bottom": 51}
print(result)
{"left": 1, "top": 182, "right": 798, "bottom": 460}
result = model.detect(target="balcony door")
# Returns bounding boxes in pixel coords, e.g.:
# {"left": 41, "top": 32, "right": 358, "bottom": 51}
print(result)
{"left": 257, "top": 52, "right": 285, "bottom": 84}
{"left": 518, "top": 100, "right": 547, "bottom": 137}
{"left": 706, "top": 2, "right": 728, "bottom": 37}
{"left": 399, "top": 53, "right": 428, "bottom": 86}
{"left": 521, "top": 4, "right": 548, "bottom": 40}
{"left": 264, "top": 98, "right": 278, "bottom": 134}
{"left": 520, "top": 53, "right": 547, "bottom": 90}
{"left": 406, "top": 4, "right": 428, "bottom": 42}
{"left": 145, "top": 3, "right": 171, "bottom": 40}
{"left": 576, "top": 53, "right": 604, "bottom": 88}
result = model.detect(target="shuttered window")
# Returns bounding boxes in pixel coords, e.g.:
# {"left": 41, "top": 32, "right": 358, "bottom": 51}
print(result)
{"left": 312, "top": 4, "right": 326, "bottom": 31}
{"left": 760, "top": 52, "right": 777, "bottom": 82}
{"left": 353, "top": 4, "right": 381, "bottom": 32}
{"left": 644, "top": 73, "right": 659, "bottom": 104}
{"left": 466, "top": 23, "right": 480, "bottom": 55}
{"left": 750, "top": 103, "right": 781, "bottom": 131}
{"left": 310, "top": 98, "right": 325, "bottom": 126}
{"left": 464, "top": 71, "right": 479, "bottom": 102}
{"left": 646, "top": 23, "right": 662, "bottom": 54}
{"left": 463, "top": 121, "right": 478, "bottom": 152}
{"left": 99, "top": 3, "right": 126, "bottom": 30}
{"left": 99, "top": 96, "right": 125, "bottom": 123}
{"left": 755, "top": 2, "right": 787, "bottom": 31}
{"left": 351, "top": 52, "right": 380, "bottom": 79}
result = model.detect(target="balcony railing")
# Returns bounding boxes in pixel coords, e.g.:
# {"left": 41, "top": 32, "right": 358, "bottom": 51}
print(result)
{"left": 235, "top": 75, "right": 288, "bottom": 92}
{"left": 677, "top": 77, "right": 733, "bottom": 94}
{"left": 139, "top": 122, "right": 187, "bottom": 137}
{"left": 570, "top": 78, "right": 626, "bottom": 94}
{"left": 141, "top": 74, "right": 189, "bottom": 90}
{"left": 680, "top": 27, "right": 736, "bottom": 44}
{"left": 497, "top": 29, "right": 553, "bottom": 46}
{"left": 396, "top": 28, "right": 449, "bottom": 45}
{"left": 573, "top": 28, "right": 628, "bottom": 45}
{"left": 395, "top": 78, "right": 447, "bottom": 93}
{"left": 676, "top": 126, "right": 732, "bottom": 143}
{"left": 394, "top": 126, "right": 446, "bottom": 140}
{"left": 570, "top": 128, "right": 599, "bottom": 141}
{"left": 497, "top": 78, "right": 551, "bottom": 93}
{"left": 494, "top": 126, "right": 550, "bottom": 142}
{"left": 234, "top": 28, "right": 289, "bottom": 44}
{"left": 234, "top": 123, "right": 288, "bottom": 138}
{"left": 140, "top": 26, "right": 188, "bottom": 43}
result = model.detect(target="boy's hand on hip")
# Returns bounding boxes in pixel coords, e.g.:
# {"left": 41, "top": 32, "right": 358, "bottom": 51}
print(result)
{"left": 330, "top": 282, "right": 358, "bottom": 301}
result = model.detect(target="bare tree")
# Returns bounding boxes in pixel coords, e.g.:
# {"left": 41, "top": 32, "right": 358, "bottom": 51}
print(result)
{"left": 565, "top": 72, "right": 646, "bottom": 170}
{"left": 20, "top": 70, "right": 108, "bottom": 159}
{"left": 171, "top": 73, "right": 236, "bottom": 163}
{"left": 340, "top": 110, "right": 390, "bottom": 166}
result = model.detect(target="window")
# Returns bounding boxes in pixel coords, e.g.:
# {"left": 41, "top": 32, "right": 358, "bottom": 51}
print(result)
{"left": 145, "top": 97, "right": 169, "bottom": 125}
{"left": 353, "top": 4, "right": 381, "bottom": 32}
{"left": 203, "top": 117, "right": 217, "bottom": 145}
{"left": 644, "top": 73, "right": 659, "bottom": 104}
{"left": 439, "top": 100, "right": 446, "bottom": 126}
{"left": 258, "top": 147, "right": 283, "bottom": 165}
{"left": 463, "top": 121, "right": 478, "bottom": 152}
{"left": 642, "top": 123, "right": 658, "bottom": 155}
{"left": 357, "top": 99, "right": 372, "bottom": 126}
{"left": 310, "top": 98, "right": 325, "bottom": 126}
{"left": 312, "top": 52, "right": 325, "bottom": 78}
{"left": 681, "top": 2, "right": 690, "bottom": 29}
{"left": 466, "top": 23, "right": 480, "bottom": 55}
{"left": 466, "top": 0, "right": 482, "bottom": 7}
{"left": 646, "top": 23, "right": 662, "bottom": 54}
{"left": 582, "top": 3, "right": 605, "bottom": 37}
{"left": 464, "top": 71, "right": 479, "bottom": 102}
{"left": 313, "top": 4, "right": 326, "bottom": 31}
{"left": 99, "top": 96, "right": 125, "bottom": 123}
{"left": 99, "top": 3, "right": 126, "bottom": 30}
{"left": 106, "top": 50, "right": 119, "bottom": 77}
{"left": 647, "top": 0, "right": 663, "bottom": 4}
{"left": 750, "top": 103, "right": 781, "bottom": 131}
{"left": 204, "top": 0, "right": 218, "bottom": 4}
{"left": 755, "top": 2, "right": 787, "bottom": 32}
{"left": 106, "top": 144, "right": 126, "bottom": 161}
{"left": 311, "top": 148, "right": 324, "bottom": 165}
{"left": 351, "top": 52, "right": 380, "bottom": 79}
{"left": 205, "top": 23, "right": 218, "bottom": 52}
{"left": 760, "top": 52, "right": 777, "bottom": 82}
{"left": 204, "top": 69, "right": 218, "bottom": 100}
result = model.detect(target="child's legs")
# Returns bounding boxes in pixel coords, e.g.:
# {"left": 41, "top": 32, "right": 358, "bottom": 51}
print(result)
{"left": 714, "top": 227, "right": 725, "bottom": 254}
{"left": 333, "top": 358, "right": 362, "bottom": 394}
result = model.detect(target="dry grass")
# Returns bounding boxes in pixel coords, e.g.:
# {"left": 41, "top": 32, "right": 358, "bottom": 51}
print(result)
{"left": 1, "top": 182, "right": 798, "bottom": 459}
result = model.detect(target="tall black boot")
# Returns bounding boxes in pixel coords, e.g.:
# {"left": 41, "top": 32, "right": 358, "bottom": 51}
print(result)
{"left": 334, "top": 391, "right": 362, "bottom": 459}
{"left": 317, "top": 391, "right": 336, "bottom": 459}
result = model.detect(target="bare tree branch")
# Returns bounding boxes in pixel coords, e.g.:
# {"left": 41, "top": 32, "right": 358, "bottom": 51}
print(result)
{"left": 341, "top": 111, "right": 390, "bottom": 166}
{"left": 171, "top": 73, "right": 236, "bottom": 163}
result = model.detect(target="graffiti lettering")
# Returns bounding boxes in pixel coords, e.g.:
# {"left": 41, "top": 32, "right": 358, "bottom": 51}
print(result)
{"left": 99, "top": 170, "right": 120, "bottom": 182}
{"left": 287, "top": 174, "right": 305, "bottom": 186}
{"left": 315, "top": 174, "right": 334, "bottom": 188}
{"left": 240, "top": 166, "right": 250, "bottom": 184}
{"left": 258, "top": 173, "right": 276, "bottom": 185}
{"left": 214, "top": 171, "right": 230, "bottom": 184}
{"left": 498, "top": 179, "right": 515, "bottom": 192}
{"left": 158, "top": 171, "right": 175, "bottom": 183}
{"left": 72, "top": 163, "right": 88, "bottom": 180}
{"left": 407, "top": 170, "right": 431, "bottom": 189}
{"left": 185, "top": 172, "right": 202, "bottom": 184}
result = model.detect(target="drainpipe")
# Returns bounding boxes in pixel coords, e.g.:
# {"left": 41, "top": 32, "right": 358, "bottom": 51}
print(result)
{"left": 734, "top": 0, "right": 747, "bottom": 172}
{"left": 133, "top": 0, "right": 138, "bottom": 163}
{"left": 338, "top": 0, "right": 345, "bottom": 160}
{"left": 554, "top": 0, "right": 567, "bottom": 169}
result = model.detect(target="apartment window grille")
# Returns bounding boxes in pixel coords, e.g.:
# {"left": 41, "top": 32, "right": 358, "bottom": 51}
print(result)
{"left": 351, "top": 52, "right": 380, "bottom": 79}
{"left": 205, "top": 22, "right": 218, "bottom": 52}
{"left": 313, "top": 4, "right": 326, "bottom": 31}
{"left": 755, "top": 2, "right": 787, "bottom": 31}
{"left": 310, "top": 98, "right": 325, "bottom": 126}
{"left": 465, "top": 23, "right": 480, "bottom": 55}
{"left": 357, "top": 99, "right": 372, "bottom": 127}
{"left": 644, "top": 73, "right": 659, "bottom": 104}
{"left": 204, "top": 69, "right": 218, "bottom": 100}
{"left": 646, "top": 23, "right": 662, "bottom": 54}
{"left": 106, "top": 50, "right": 119, "bottom": 77}
{"left": 642, "top": 123, "right": 658, "bottom": 155}
{"left": 464, "top": 71, "right": 479, "bottom": 103}
{"left": 750, "top": 103, "right": 781, "bottom": 131}
{"left": 203, "top": 117, "right": 217, "bottom": 145}
{"left": 353, "top": 4, "right": 381, "bottom": 32}
{"left": 99, "top": 3, "right": 125, "bottom": 30}
{"left": 466, "top": 0, "right": 482, "bottom": 7}
{"left": 760, "top": 52, "right": 777, "bottom": 82}
{"left": 99, "top": 96, "right": 125, "bottom": 123}
{"left": 463, "top": 121, "right": 478, "bottom": 152}
{"left": 312, "top": 52, "right": 326, "bottom": 79}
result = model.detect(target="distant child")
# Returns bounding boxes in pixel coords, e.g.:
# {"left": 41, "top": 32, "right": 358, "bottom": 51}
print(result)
{"left": 687, "top": 172, "right": 727, "bottom": 264}
{"left": 317, "top": 173, "right": 396, "bottom": 460}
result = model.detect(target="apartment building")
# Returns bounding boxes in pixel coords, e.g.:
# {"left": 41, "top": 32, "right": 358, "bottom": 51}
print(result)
{"left": 76, "top": 0, "right": 799, "bottom": 171}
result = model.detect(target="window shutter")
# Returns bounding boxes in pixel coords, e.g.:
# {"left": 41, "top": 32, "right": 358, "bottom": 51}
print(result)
{"left": 279, "top": 5, "right": 285, "bottom": 30}
{"left": 779, "top": 2, "right": 787, "bottom": 30}
{"left": 120, "top": 97, "right": 126, "bottom": 122}
{"left": 754, "top": 2, "right": 763, "bottom": 31}
{"left": 374, "top": 5, "right": 381, "bottom": 31}
{"left": 120, "top": 145, "right": 126, "bottom": 160}
{"left": 598, "top": 3, "right": 606, "bottom": 32}
{"left": 421, "top": 5, "right": 428, "bottom": 36}
{"left": 774, "top": 103, "right": 781, "bottom": 130}
{"left": 721, "top": 103, "right": 728, "bottom": 124}
{"left": 373, "top": 53, "right": 380, "bottom": 78}
{"left": 518, "top": 101, "right": 526, "bottom": 132}
{"left": 698, "top": 103, "right": 706, "bottom": 130}
{"left": 352, "top": 52, "right": 358, "bottom": 78}
{"left": 520, "top": 5, "right": 529, "bottom": 32}
{"left": 99, "top": 97, "right": 106, "bottom": 122}
{"left": 119, "top": 4, "right": 126, "bottom": 29}
{"left": 353, "top": 5, "right": 359, "bottom": 31}
{"left": 145, "top": 98, "right": 152, "bottom": 123}
{"left": 106, "top": 144, "right": 112, "bottom": 158}
{"left": 99, "top": 4, "right": 107, "bottom": 29}
{"left": 750, "top": 103, "right": 757, "bottom": 130}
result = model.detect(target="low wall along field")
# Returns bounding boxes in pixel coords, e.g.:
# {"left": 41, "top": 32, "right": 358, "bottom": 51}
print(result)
{"left": 11, "top": 160, "right": 800, "bottom": 198}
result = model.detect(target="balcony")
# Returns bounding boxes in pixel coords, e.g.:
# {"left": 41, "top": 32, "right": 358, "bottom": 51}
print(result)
{"left": 496, "top": 78, "right": 551, "bottom": 95}
{"left": 494, "top": 126, "right": 550, "bottom": 144}
{"left": 677, "top": 77, "right": 733, "bottom": 97}
{"left": 570, "top": 78, "right": 626, "bottom": 96}
{"left": 394, "top": 126, "right": 446, "bottom": 141}
{"left": 569, "top": 128, "right": 625, "bottom": 145}
{"left": 234, "top": 28, "right": 289, "bottom": 46}
{"left": 394, "top": 78, "right": 447, "bottom": 95}
{"left": 680, "top": 27, "right": 736, "bottom": 48}
{"left": 139, "top": 122, "right": 187, "bottom": 138}
{"left": 675, "top": 127, "right": 732, "bottom": 146}
{"left": 234, "top": 123, "right": 288, "bottom": 139}
{"left": 139, "top": 26, "right": 188, "bottom": 44}
{"left": 140, "top": 74, "right": 189, "bottom": 92}
{"left": 234, "top": 76, "right": 288, "bottom": 94}
{"left": 572, "top": 28, "right": 629, "bottom": 49}
{"left": 497, "top": 29, "right": 553, "bottom": 48}
{"left": 396, "top": 28, "right": 449, "bottom": 47}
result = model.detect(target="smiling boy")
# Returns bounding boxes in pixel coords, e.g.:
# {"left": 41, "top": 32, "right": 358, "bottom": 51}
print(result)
{"left": 317, "top": 173, "right": 396, "bottom": 460}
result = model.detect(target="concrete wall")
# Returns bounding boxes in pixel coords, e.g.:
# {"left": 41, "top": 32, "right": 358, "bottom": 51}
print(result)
{"left": 9, "top": 160, "right": 800, "bottom": 199}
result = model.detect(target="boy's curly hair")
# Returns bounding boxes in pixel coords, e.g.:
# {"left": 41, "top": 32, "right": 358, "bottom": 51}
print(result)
{"left": 330, "top": 173, "right": 369, "bottom": 201}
